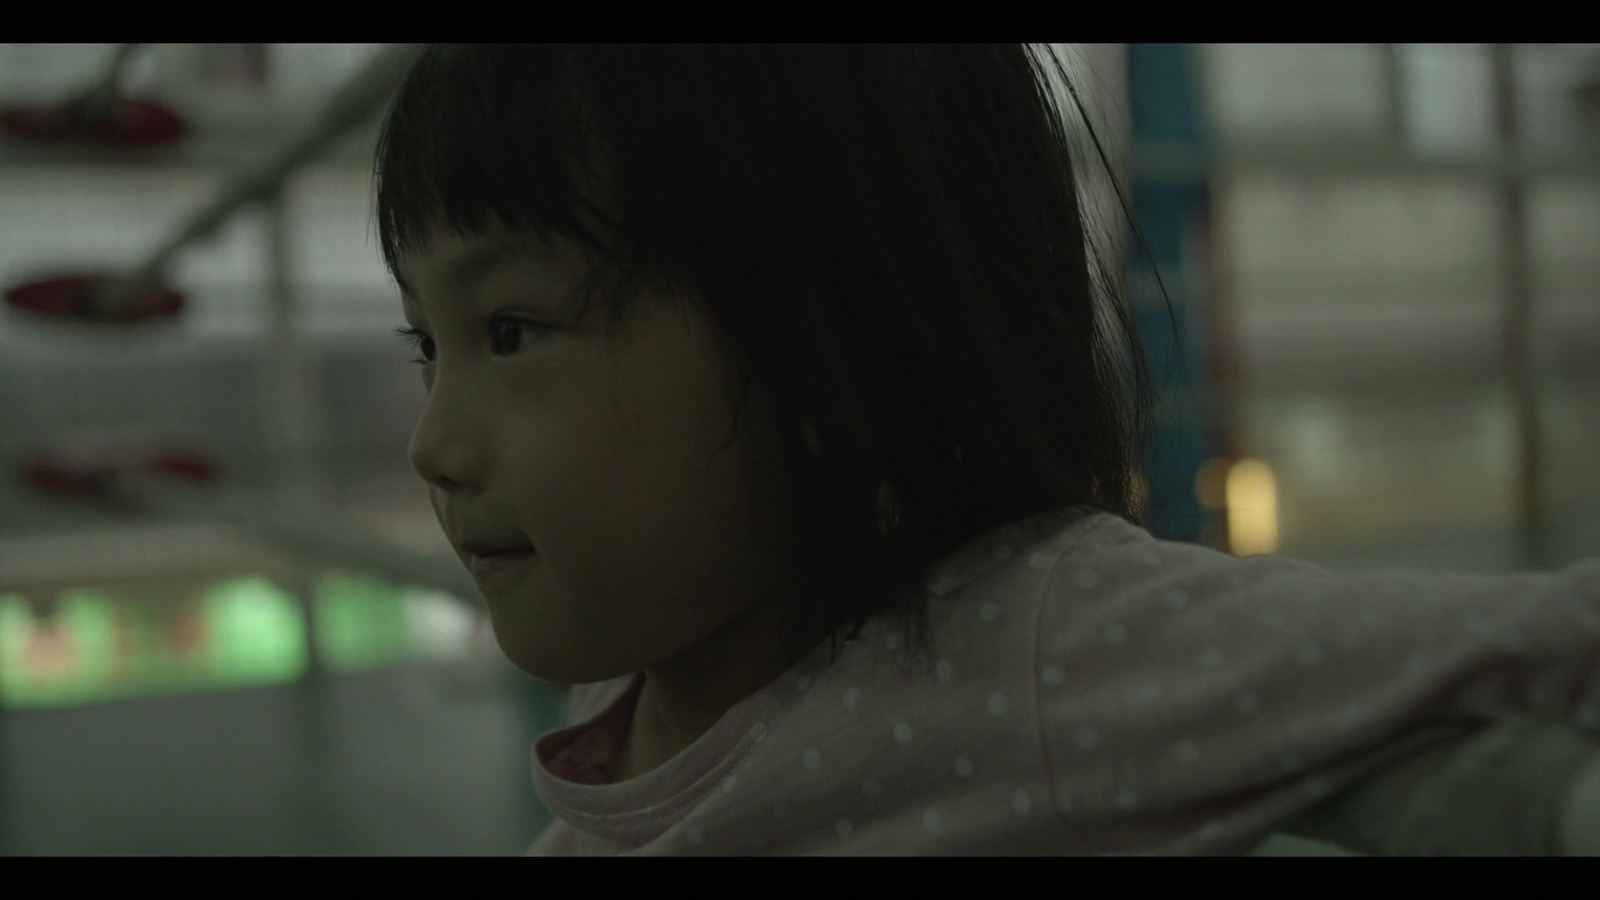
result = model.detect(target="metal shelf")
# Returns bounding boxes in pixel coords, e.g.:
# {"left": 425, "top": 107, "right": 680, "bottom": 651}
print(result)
{"left": 0, "top": 101, "right": 383, "bottom": 173}
{"left": 1134, "top": 138, "right": 1600, "bottom": 182}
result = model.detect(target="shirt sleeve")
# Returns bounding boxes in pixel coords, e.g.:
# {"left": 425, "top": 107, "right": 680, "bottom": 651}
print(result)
{"left": 1282, "top": 714, "right": 1600, "bottom": 854}
{"left": 1030, "top": 523, "right": 1600, "bottom": 854}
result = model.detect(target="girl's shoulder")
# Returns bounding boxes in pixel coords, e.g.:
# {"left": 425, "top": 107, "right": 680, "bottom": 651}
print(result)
{"left": 923, "top": 506, "right": 1272, "bottom": 625}
{"left": 923, "top": 507, "right": 1600, "bottom": 852}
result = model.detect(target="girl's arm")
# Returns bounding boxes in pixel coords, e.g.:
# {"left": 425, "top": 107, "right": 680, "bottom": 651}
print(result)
{"left": 1559, "top": 752, "right": 1600, "bottom": 855}
{"left": 1280, "top": 715, "right": 1600, "bottom": 855}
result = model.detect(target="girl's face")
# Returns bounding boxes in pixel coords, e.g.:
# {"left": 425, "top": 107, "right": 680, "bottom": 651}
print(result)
{"left": 398, "top": 224, "right": 819, "bottom": 685}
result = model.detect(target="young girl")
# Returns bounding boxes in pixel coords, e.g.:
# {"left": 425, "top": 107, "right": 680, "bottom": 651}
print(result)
{"left": 373, "top": 44, "right": 1600, "bottom": 855}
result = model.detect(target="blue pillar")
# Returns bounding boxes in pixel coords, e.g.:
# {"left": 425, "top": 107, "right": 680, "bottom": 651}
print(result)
{"left": 1126, "top": 43, "right": 1215, "bottom": 544}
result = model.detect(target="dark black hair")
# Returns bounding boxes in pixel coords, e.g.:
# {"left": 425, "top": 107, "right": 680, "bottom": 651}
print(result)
{"left": 375, "top": 44, "right": 1166, "bottom": 659}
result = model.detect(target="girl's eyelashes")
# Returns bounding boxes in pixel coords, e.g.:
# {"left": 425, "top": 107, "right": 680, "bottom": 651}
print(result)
{"left": 394, "top": 315, "right": 548, "bottom": 366}
{"left": 395, "top": 326, "right": 434, "bottom": 365}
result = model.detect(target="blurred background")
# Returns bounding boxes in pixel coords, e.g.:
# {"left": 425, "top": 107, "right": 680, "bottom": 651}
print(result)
{"left": 0, "top": 43, "right": 1596, "bottom": 854}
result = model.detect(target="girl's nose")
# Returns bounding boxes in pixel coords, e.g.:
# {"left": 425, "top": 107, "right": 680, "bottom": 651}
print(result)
{"left": 407, "top": 379, "right": 483, "bottom": 492}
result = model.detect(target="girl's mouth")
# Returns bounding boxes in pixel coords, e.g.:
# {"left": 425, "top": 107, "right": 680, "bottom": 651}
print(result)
{"left": 469, "top": 547, "right": 537, "bottom": 577}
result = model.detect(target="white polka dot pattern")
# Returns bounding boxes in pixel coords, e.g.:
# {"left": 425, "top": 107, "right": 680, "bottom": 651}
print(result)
{"left": 1011, "top": 790, "right": 1033, "bottom": 814}
{"left": 524, "top": 510, "right": 1600, "bottom": 856}
{"left": 1075, "top": 726, "right": 1099, "bottom": 749}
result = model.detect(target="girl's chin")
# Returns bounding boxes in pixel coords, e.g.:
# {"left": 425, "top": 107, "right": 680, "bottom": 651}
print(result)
{"left": 488, "top": 617, "right": 643, "bottom": 687}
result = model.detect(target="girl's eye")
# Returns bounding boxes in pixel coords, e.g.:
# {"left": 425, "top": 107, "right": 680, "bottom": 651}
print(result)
{"left": 394, "top": 326, "right": 434, "bottom": 365}
{"left": 394, "top": 317, "right": 545, "bottom": 366}
{"left": 488, "top": 315, "right": 545, "bottom": 356}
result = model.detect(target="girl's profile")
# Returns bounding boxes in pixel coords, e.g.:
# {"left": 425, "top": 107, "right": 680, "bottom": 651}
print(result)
{"left": 374, "top": 44, "right": 1600, "bottom": 855}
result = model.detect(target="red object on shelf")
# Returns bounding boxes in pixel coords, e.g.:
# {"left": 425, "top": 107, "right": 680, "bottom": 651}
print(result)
{"left": 23, "top": 445, "right": 217, "bottom": 499}
{"left": 1, "top": 95, "right": 187, "bottom": 147}
{"left": 139, "top": 448, "right": 215, "bottom": 484}
{"left": 4, "top": 273, "right": 184, "bottom": 325}
{"left": 24, "top": 457, "right": 112, "bottom": 497}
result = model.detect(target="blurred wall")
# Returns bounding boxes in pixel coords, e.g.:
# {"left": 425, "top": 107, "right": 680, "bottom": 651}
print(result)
{"left": 1199, "top": 44, "right": 1600, "bottom": 566}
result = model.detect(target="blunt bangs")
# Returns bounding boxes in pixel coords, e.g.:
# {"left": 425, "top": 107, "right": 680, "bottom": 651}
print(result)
{"left": 374, "top": 45, "right": 619, "bottom": 288}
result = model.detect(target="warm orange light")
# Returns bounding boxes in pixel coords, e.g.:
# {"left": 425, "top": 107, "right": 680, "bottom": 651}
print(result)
{"left": 1225, "top": 458, "right": 1279, "bottom": 556}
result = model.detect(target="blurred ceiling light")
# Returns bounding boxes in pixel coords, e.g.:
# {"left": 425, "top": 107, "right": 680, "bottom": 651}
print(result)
{"left": 1226, "top": 458, "right": 1281, "bottom": 556}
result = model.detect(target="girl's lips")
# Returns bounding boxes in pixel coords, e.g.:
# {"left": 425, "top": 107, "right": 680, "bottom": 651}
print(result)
{"left": 469, "top": 547, "right": 537, "bottom": 577}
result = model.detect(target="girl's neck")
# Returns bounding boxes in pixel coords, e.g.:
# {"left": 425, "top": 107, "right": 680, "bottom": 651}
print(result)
{"left": 610, "top": 582, "right": 833, "bottom": 783}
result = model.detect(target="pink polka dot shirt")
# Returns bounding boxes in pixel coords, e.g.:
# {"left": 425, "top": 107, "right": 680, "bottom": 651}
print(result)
{"left": 526, "top": 508, "right": 1600, "bottom": 854}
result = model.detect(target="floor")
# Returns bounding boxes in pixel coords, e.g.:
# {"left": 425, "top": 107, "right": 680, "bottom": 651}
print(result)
{"left": 0, "top": 660, "right": 566, "bottom": 855}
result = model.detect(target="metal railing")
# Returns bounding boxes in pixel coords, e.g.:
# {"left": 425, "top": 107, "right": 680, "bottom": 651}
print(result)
{"left": 34, "top": 44, "right": 480, "bottom": 607}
